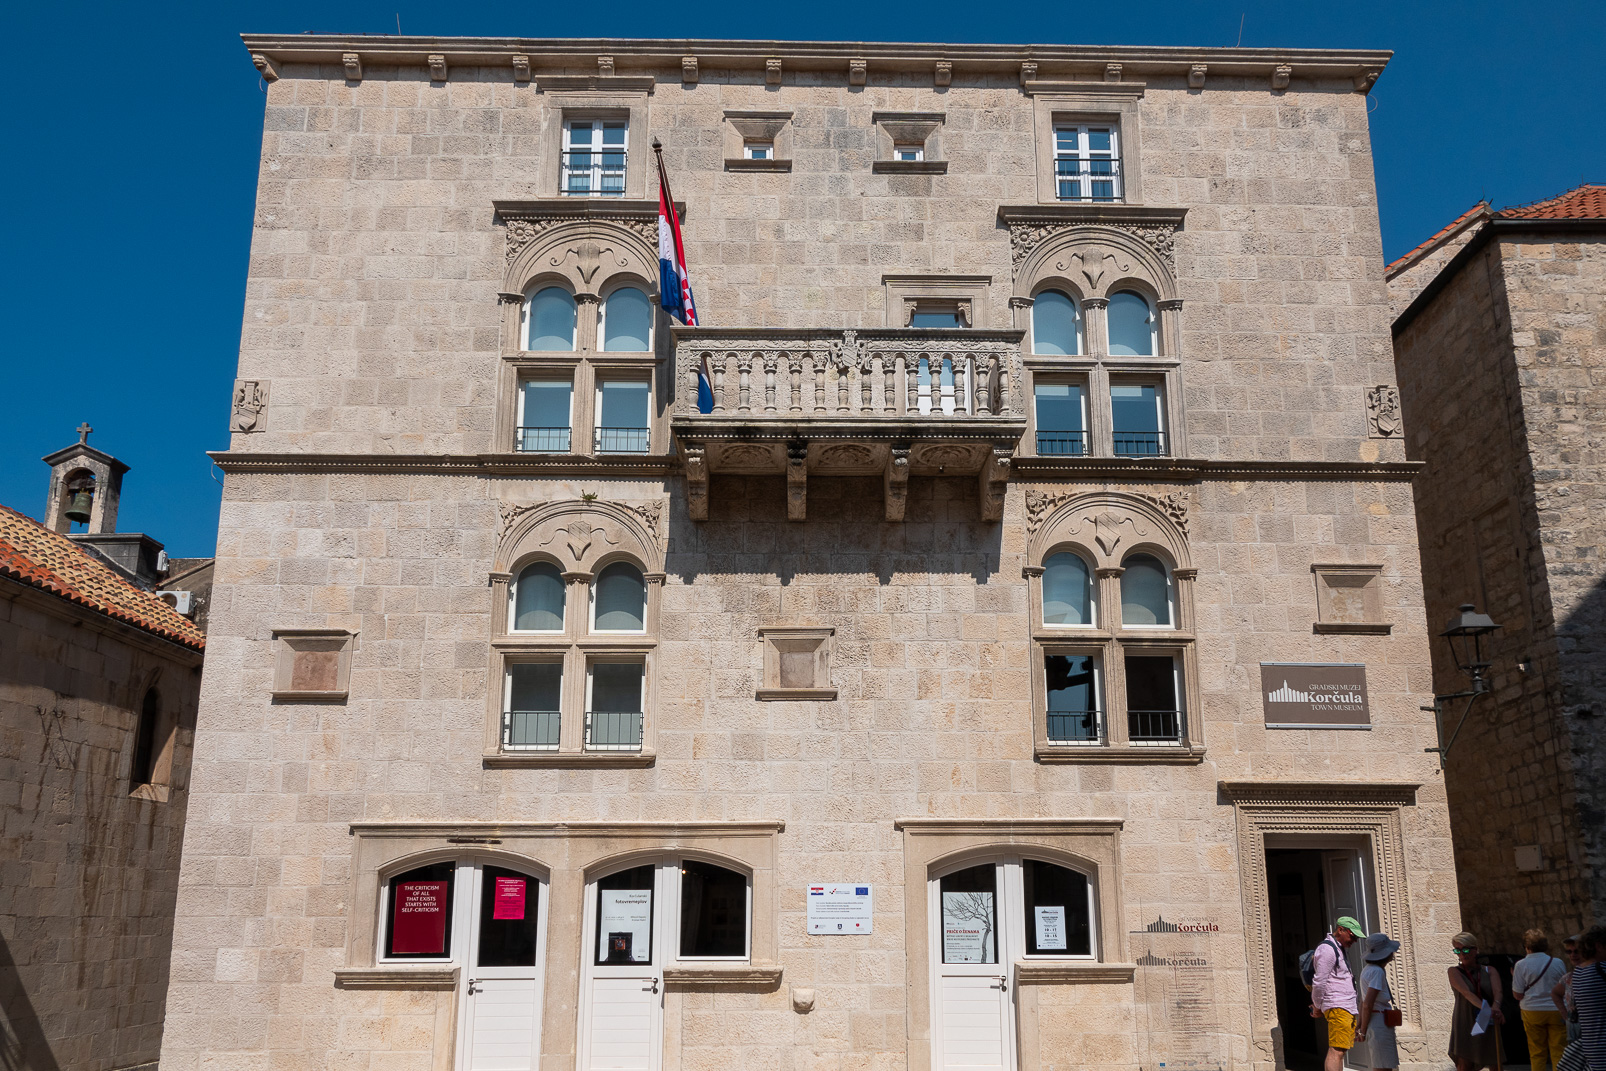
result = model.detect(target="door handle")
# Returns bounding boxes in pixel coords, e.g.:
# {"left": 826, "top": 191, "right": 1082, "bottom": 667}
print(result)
{"left": 991, "top": 975, "right": 1009, "bottom": 992}
{"left": 643, "top": 978, "right": 660, "bottom": 994}
{"left": 467, "top": 978, "right": 480, "bottom": 994}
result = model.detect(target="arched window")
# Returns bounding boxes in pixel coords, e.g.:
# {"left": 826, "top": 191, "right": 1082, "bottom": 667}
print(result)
{"left": 1042, "top": 552, "right": 1093, "bottom": 626}
{"left": 1107, "top": 291, "right": 1156, "bottom": 356}
{"left": 592, "top": 562, "right": 646, "bottom": 632}
{"left": 511, "top": 561, "right": 565, "bottom": 632}
{"left": 1120, "top": 553, "right": 1173, "bottom": 627}
{"left": 130, "top": 687, "right": 160, "bottom": 786}
{"left": 602, "top": 286, "right": 652, "bottom": 352}
{"left": 1032, "top": 290, "right": 1082, "bottom": 356}
{"left": 525, "top": 286, "right": 577, "bottom": 351}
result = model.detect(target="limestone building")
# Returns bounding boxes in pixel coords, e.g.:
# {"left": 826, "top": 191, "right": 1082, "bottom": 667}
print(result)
{"left": 168, "top": 35, "right": 1462, "bottom": 1071}
{"left": 1388, "top": 184, "right": 1606, "bottom": 952}
{"left": 1, "top": 433, "right": 207, "bottom": 1071}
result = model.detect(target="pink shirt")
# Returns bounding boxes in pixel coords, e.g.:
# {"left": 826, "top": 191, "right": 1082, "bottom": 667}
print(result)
{"left": 1313, "top": 936, "right": 1359, "bottom": 1014}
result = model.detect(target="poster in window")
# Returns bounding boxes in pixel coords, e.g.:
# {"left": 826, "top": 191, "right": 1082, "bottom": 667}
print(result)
{"left": 492, "top": 876, "right": 527, "bottom": 920}
{"left": 598, "top": 889, "right": 652, "bottom": 963}
{"left": 391, "top": 881, "right": 450, "bottom": 955}
{"left": 1035, "top": 905, "right": 1067, "bottom": 951}
{"left": 941, "top": 891, "right": 995, "bottom": 964}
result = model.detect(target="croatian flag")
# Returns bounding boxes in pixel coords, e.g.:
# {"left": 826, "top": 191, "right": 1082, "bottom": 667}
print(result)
{"left": 655, "top": 148, "right": 711, "bottom": 412}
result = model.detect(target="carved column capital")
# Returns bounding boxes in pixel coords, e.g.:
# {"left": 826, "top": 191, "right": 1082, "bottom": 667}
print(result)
{"left": 1157, "top": 298, "right": 1185, "bottom": 312}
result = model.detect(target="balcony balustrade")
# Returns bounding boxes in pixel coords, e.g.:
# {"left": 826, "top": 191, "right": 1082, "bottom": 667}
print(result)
{"left": 671, "top": 327, "right": 1026, "bottom": 522}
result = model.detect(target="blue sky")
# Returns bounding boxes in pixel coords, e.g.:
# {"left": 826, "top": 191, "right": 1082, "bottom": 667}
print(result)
{"left": 2, "top": 0, "right": 1601, "bottom": 556}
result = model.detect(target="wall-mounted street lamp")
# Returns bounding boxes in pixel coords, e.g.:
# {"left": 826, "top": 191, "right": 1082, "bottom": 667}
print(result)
{"left": 1422, "top": 603, "right": 1501, "bottom": 768}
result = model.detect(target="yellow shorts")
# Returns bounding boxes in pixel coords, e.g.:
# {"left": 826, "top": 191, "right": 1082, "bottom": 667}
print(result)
{"left": 1325, "top": 1008, "right": 1356, "bottom": 1050}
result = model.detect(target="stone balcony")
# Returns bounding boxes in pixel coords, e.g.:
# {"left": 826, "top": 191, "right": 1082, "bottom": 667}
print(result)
{"left": 670, "top": 327, "right": 1027, "bottom": 521}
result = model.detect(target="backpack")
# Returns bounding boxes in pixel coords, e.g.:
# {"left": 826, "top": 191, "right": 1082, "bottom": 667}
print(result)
{"left": 1299, "top": 937, "right": 1342, "bottom": 991}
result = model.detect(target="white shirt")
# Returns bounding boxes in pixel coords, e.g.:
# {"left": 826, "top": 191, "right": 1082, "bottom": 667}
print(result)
{"left": 1512, "top": 951, "right": 1566, "bottom": 1011}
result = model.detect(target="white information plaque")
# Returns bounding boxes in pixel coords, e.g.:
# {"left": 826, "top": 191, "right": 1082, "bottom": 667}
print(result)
{"left": 806, "top": 883, "right": 873, "bottom": 934}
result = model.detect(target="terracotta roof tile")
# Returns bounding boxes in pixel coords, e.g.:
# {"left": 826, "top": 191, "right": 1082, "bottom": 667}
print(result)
{"left": 1496, "top": 184, "right": 1606, "bottom": 220}
{"left": 1385, "top": 201, "right": 1490, "bottom": 276}
{"left": 0, "top": 504, "right": 205, "bottom": 649}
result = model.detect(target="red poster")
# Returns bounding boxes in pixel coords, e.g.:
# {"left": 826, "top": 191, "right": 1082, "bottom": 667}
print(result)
{"left": 391, "top": 880, "right": 449, "bottom": 954}
{"left": 492, "top": 877, "right": 527, "bottom": 920}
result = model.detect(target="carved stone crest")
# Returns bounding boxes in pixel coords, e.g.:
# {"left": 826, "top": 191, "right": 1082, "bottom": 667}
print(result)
{"left": 1366, "top": 385, "right": 1403, "bottom": 438}
{"left": 504, "top": 218, "right": 557, "bottom": 263}
{"left": 232, "top": 380, "right": 268, "bottom": 433}
{"left": 830, "top": 329, "right": 863, "bottom": 369}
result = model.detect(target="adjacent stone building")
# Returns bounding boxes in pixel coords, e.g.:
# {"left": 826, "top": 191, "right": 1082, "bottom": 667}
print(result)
{"left": 1388, "top": 184, "right": 1605, "bottom": 952}
{"left": 1, "top": 434, "right": 207, "bottom": 1071}
{"left": 165, "top": 35, "right": 1463, "bottom": 1071}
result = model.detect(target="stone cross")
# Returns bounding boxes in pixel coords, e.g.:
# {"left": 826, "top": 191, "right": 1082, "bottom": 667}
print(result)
{"left": 76, "top": 422, "right": 92, "bottom": 445}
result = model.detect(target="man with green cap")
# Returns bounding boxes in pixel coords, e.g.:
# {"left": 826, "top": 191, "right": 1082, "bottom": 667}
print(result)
{"left": 1311, "top": 917, "right": 1366, "bottom": 1071}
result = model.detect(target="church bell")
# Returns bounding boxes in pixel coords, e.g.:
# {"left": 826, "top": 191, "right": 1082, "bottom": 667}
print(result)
{"left": 65, "top": 489, "right": 94, "bottom": 524}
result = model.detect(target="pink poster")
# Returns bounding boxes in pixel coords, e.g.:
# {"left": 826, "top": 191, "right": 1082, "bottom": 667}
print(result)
{"left": 391, "top": 880, "right": 449, "bottom": 954}
{"left": 492, "top": 876, "right": 527, "bottom": 920}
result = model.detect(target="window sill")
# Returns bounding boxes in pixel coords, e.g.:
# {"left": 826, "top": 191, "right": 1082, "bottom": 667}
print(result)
{"left": 1014, "top": 961, "right": 1136, "bottom": 985}
{"left": 872, "top": 160, "right": 948, "bottom": 174}
{"left": 1312, "top": 622, "right": 1393, "bottom": 635}
{"left": 129, "top": 782, "right": 172, "bottom": 803}
{"left": 483, "top": 749, "right": 656, "bottom": 769}
{"left": 663, "top": 964, "right": 783, "bottom": 989}
{"left": 1035, "top": 744, "right": 1206, "bottom": 765}
{"left": 755, "top": 688, "right": 838, "bottom": 702}
{"left": 334, "top": 966, "right": 459, "bottom": 990}
{"left": 725, "top": 158, "right": 792, "bottom": 172}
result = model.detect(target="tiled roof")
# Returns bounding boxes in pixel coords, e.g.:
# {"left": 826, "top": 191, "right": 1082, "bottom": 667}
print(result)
{"left": 1496, "top": 183, "right": 1606, "bottom": 220}
{"left": 1385, "top": 201, "right": 1490, "bottom": 276}
{"left": 0, "top": 504, "right": 205, "bottom": 650}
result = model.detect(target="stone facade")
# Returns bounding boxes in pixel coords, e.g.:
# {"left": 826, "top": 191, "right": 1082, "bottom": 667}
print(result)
{"left": 1390, "top": 191, "right": 1606, "bottom": 952}
{"left": 164, "top": 36, "right": 1462, "bottom": 1071}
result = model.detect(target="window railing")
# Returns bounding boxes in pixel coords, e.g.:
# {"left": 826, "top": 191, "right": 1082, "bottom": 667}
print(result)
{"left": 1128, "top": 709, "right": 1182, "bottom": 743}
{"left": 585, "top": 710, "right": 643, "bottom": 751}
{"left": 1112, "top": 431, "right": 1168, "bottom": 457}
{"left": 502, "top": 710, "right": 561, "bottom": 751}
{"left": 1036, "top": 431, "right": 1088, "bottom": 456}
{"left": 562, "top": 150, "right": 626, "bottom": 196}
{"left": 516, "top": 427, "right": 572, "bottom": 453}
{"left": 1055, "top": 158, "right": 1123, "bottom": 202}
{"left": 595, "top": 427, "right": 651, "bottom": 454}
{"left": 1047, "top": 709, "right": 1104, "bottom": 745}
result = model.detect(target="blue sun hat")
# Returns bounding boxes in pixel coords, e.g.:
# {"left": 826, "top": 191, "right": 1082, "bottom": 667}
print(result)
{"left": 1365, "top": 932, "right": 1400, "bottom": 962}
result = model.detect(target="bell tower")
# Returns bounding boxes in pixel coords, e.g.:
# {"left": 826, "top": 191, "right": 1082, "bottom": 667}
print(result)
{"left": 42, "top": 422, "right": 129, "bottom": 535}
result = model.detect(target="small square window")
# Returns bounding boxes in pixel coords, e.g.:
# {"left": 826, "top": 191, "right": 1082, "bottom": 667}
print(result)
{"left": 272, "top": 629, "right": 355, "bottom": 702}
{"left": 894, "top": 143, "right": 924, "bottom": 162}
{"left": 757, "top": 627, "right": 835, "bottom": 701}
{"left": 743, "top": 141, "right": 773, "bottom": 160}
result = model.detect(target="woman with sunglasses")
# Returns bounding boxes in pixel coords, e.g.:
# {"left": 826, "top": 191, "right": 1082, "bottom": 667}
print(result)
{"left": 1448, "top": 931, "right": 1505, "bottom": 1071}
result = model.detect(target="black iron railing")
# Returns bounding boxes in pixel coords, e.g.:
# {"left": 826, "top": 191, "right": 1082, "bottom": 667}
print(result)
{"left": 595, "top": 427, "right": 651, "bottom": 454}
{"left": 1112, "top": 431, "right": 1168, "bottom": 457}
{"left": 516, "top": 426, "right": 571, "bottom": 452}
{"left": 1055, "top": 158, "right": 1123, "bottom": 202}
{"left": 1047, "top": 709, "right": 1104, "bottom": 744}
{"left": 562, "top": 150, "right": 626, "bottom": 196}
{"left": 1128, "top": 709, "right": 1182, "bottom": 743}
{"left": 585, "top": 710, "right": 643, "bottom": 751}
{"left": 1036, "top": 431, "right": 1088, "bottom": 456}
{"left": 502, "top": 710, "right": 560, "bottom": 751}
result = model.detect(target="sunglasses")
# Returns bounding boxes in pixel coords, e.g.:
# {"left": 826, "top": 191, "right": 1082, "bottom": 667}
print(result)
{"left": 1454, "top": 947, "right": 1477, "bottom": 954}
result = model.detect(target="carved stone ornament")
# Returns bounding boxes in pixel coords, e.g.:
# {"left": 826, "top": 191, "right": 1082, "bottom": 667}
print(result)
{"left": 551, "top": 239, "right": 629, "bottom": 285}
{"left": 232, "top": 380, "right": 268, "bottom": 433}
{"left": 512, "top": 55, "right": 531, "bottom": 82}
{"left": 497, "top": 498, "right": 664, "bottom": 574}
{"left": 1142, "top": 490, "right": 1192, "bottom": 534}
{"left": 934, "top": 61, "right": 952, "bottom": 87}
{"left": 505, "top": 219, "right": 558, "bottom": 263}
{"left": 682, "top": 56, "right": 698, "bottom": 84}
{"left": 1366, "top": 385, "right": 1403, "bottom": 438}
{"left": 1025, "top": 489, "right": 1191, "bottom": 570}
{"left": 1008, "top": 221, "right": 1179, "bottom": 275}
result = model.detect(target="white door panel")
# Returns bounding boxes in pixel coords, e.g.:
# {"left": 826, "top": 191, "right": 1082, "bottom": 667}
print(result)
{"left": 939, "top": 974, "right": 1010, "bottom": 1068}
{"left": 466, "top": 978, "right": 540, "bottom": 1070}
{"left": 586, "top": 977, "right": 659, "bottom": 1069}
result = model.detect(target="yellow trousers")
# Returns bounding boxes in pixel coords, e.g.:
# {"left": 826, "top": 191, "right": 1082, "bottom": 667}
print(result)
{"left": 1521, "top": 1009, "right": 1567, "bottom": 1071}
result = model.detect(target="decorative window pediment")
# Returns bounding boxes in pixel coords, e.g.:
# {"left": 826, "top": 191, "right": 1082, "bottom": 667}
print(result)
{"left": 1026, "top": 489, "right": 1190, "bottom": 572}
{"left": 497, "top": 498, "right": 665, "bottom": 577}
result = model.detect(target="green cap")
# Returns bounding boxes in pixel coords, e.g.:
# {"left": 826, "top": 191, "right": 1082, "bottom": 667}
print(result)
{"left": 1335, "top": 916, "right": 1365, "bottom": 938}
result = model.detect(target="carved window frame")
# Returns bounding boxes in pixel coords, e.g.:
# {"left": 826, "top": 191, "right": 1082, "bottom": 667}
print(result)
{"left": 487, "top": 499, "right": 666, "bottom": 767}
{"left": 1026, "top": 84, "right": 1145, "bottom": 205}
{"left": 881, "top": 274, "right": 993, "bottom": 329}
{"left": 871, "top": 111, "right": 947, "bottom": 174}
{"left": 540, "top": 91, "right": 651, "bottom": 200}
{"left": 723, "top": 110, "right": 793, "bottom": 171}
{"left": 1024, "top": 490, "right": 1204, "bottom": 763}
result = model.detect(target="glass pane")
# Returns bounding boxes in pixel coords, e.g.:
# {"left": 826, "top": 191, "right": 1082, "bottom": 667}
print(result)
{"left": 590, "top": 662, "right": 643, "bottom": 712}
{"left": 1107, "top": 291, "right": 1155, "bottom": 355}
{"left": 1045, "top": 655, "right": 1100, "bottom": 743}
{"left": 601, "top": 121, "right": 627, "bottom": 146}
{"left": 910, "top": 310, "right": 963, "bottom": 327}
{"left": 386, "top": 862, "right": 455, "bottom": 959}
{"left": 603, "top": 287, "right": 652, "bottom": 352}
{"left": 508, "top": 662, "right": 562, "bottom": 712}
{"left": 513, "top": 562, "right": 565, "bottom": 631}
{"left": 1126, "top": 655, "right": 1180, "bottom": 741}
{"left": 1055, "top": 127, "right": 1078, "bottom": 153}
{"left": 518, "top": 381, "right": 572, "bottom": 452}
{"left": 567, "top": 123, "right": 594, "bottom": 146}
{"left": 1120, "top": 554, "right": 1172, "bottom": 626}
{"left": 940, "top": 865, "right": 997, "bottom": 964}
{"left": 1023, "top": 860, "right": 1092, "bottom": 956}
{"left": 593, "top": 562, "right": 646, "bottom": 631}
{"left": 596, "top": 864, "right": 655, "bottom": 965}
{"left": 1111, "top": 383, "right": 1164, "bottom": 456}
{"left": 597, "top": 380, "right": 651, "bottom": 452}
{"left": 526, "top": 287, "right": 576, "bottom": 351}
{"left": 680, "top": 861, "right": 748, "bottom": 958}
{"left": 1035, "top": 383, "right": 1085, "bottom": 456}
{"left": 478, "top": 866, "right": 539, "bottom": 967}
{"left": 1042, "top": 553, "right": 1092, "bottom": 626}
{"left": 1088, "top": 128, "right": 1112, "bottom": 153}
{"left": 1031, "top": 290, "right": 1080, "bottom": 355}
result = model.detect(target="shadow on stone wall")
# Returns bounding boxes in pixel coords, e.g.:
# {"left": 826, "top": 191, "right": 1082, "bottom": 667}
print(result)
{"left": 0, "top": 930, "right": 61, "bottom": 1071}
{"left": 1556, "top": 570, "right": 1606, "bottom": 921}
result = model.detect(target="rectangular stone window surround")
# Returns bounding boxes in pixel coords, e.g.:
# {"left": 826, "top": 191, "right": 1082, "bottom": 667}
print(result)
{"left": 271, "top": 628, "right": 356, "bottom": 702}
{"left": 871, "top": 111, "right": 947, "bottom": 174}
{"left": 882, "top": 274, "right": 992, "bottom": 328}
{"left": 1024, "top": 81, "right": 1146, "bottom": 205}
{"left": 1311, "top": 563, "right": 1392, "bottom": 634}
{"left": 538, "top": 88, "right": 653, "bottom": 200}
{"left": 893, "top": 818, "right": 1133, "bottom": 1071}
{"left": 1024, "top": 564, "right": 1205, "bottom": 763}
{"left": 723, "top": 110, "right": 793, "bottom": 171}
{"left": 337, "top": 820, "right": 785, "bottom": 1068}
{"left": 756, "top": 626, "right": 836, "bottom": 700}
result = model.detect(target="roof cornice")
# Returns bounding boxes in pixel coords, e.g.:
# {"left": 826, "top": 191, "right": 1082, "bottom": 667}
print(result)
{"left": 241, "top": 34, "right": 1389, "bottom": 90}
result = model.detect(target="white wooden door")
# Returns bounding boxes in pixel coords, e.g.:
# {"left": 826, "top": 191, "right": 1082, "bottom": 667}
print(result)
{"left": 580, "top": 864, "right": 663, "bottom": 1071}
{"left": 458, "top": 864, "right": 547, "bottom": 1071}
{"left": 932, "top": 863, "right": 1015, "bottom": 1071}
